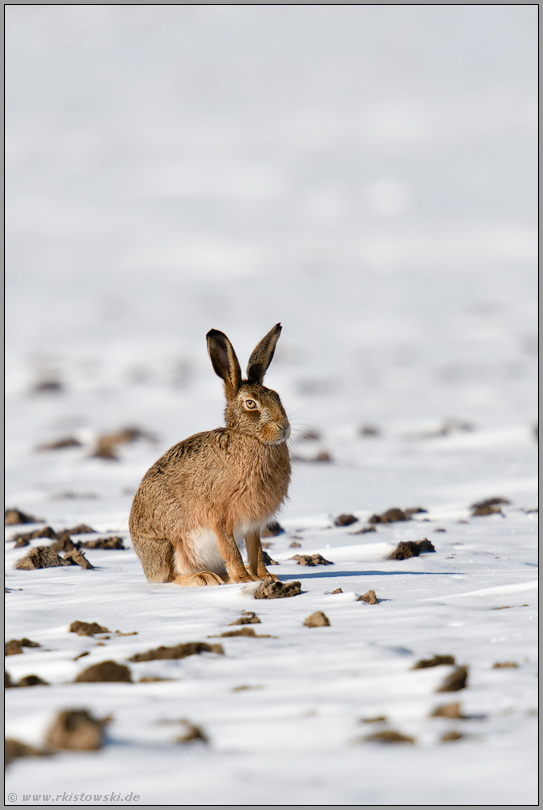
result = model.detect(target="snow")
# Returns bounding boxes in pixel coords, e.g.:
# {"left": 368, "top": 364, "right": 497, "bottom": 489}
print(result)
{"left": 5, "top": 6, "right": 537, "bottom": 806}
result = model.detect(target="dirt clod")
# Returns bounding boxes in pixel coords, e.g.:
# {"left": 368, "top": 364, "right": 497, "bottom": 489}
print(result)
{"left": 13, "top": 526, "right": 59, "bottom": 545}
{"left": 364, "top": 730, "right": 415, "bottom": 744}
{"left": 5, "top": 638, "right": 41, "bottom": 656}
{"left": 216, "top": 627, "right": 273, "bottom": 638}
{"left": 129, "top": 642, "right": 224, "bottom": 662}
{"left": 253, "top": 580, "right": 302, "bottom": 599}
{"left": 471, "top": 497, "right": 510, "bottom": 516}
{"left": 360, "top": 425, "right": 380, "bottom": 437}
{"left": 437, "top": 666, "right": 468, "bottom": 692}
{"left": 334, "top": 514, "right": 358, "bottom": 527}
{"left": 229, "top": 611, "right": 261, "bottom": 625}
{"left": 291, "top": 553, "right": 334, "bottom": 566}
{"left": 304, "top": 611, "right": 330, "bottom": 627}
{"left": 356, "top": 589, "right": 378, "bottom": 604}
{"left": 5, "top": 671, "right": 13, "bottom": 688}
{"left": 5, "top": 508, "right": 43, "bottom": 525}
{"left": 413, "top": 654, "right": 456, "bottom": 669}
{"left": 441, "top": 730, "right": 464, "bottom": 742}
{"left": 79, "top": 536, "right": 126, "bottom": 550}
{"left": 431, "top": 702, "right": 462, "bottom": 719}
{"left": 75, "top": 660, "right": 132, "bottom": 683}
{"left": 37, "top": 436, "right": 83, "bottom": 451}
{"left": 493, "top": 661, "right": 519, "bottom": 668}
{"left": 15, "top": 546, "right": 66, "bottom": 569}
{"left": 5, "top": 738, "right": 49, "bottom": 766}
{"left": 388, "top": 539, "right": 435, "bottom": 560}
{"left": 289, "top": 541, "right": 302, "bottom": 547}
{"left": 331, "top": 588, "right": 343, "bottom": 594}
{"left": 62, "top": 549, "right": 94, "bottom": 569}
{"left": 261, "top": 521, "right": 285, "bottom": 537}
{"left": 18, "top": 674, "right": 49, "bottom": 687}
{"left": 369, "top": 508, "right": 409, "bottom": 524}
{"left": 262, "top": 550, "right": 279, "bottom": 566}
{"left": 92, "top": 426, "right": 156, "bottom": 460}
{"left": 46, "top": 709, "right": 107, "bottom": 750}
{"left": 361, "top": 715, "right": 387, "bottom": 723}
{"left": 175, "top": 720, "right": 208, "bottom": 744}
{"left": 351, "top": 526, "right": 376, "bottom": 534}
{"left": 69, "top": 621, "right": 110, "bottom": 636}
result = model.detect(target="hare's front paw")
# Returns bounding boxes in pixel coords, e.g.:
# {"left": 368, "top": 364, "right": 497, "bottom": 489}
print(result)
{"left": 230, "top": 568, "right": 261, "bottom": 584}
{"left": 245, "top": 565, "right": 279, "bottom": 582}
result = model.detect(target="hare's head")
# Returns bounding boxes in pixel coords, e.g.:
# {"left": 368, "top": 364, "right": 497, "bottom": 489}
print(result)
{"left": 207, "top": 324, "right": 290, "bottom": 445}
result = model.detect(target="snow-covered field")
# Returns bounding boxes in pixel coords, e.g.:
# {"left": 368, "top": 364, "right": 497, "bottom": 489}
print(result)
{"left": 5, "top": 6, "right": 538, "bottom": 806}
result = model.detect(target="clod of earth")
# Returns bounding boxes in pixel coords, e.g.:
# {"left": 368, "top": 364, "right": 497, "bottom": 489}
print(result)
{"left": 46, "top": 709, "right": 108, "bottom": 750}
{"left": 129, "top": 641, "right": 224, "bottom": 662}
{"left": 436, "top": 666, "right": 468, "bottom": 692}
{"left": 229, "top": 611, "right": 261, "bottom": 625}
{"left": 471, "top": 497, "right": 510, "bottom": 516}
{"left": 232, "top": 684, "right": 265, "bottom": 692}
{"left": 175, "top": 720, "right": 208, "bottom": 744}
{"left": 291, "top": 553, "right": 334, "bottom": 566}
{"left": 412, "top": 654, "right": 456, "bottom": 669}
{"left": 289, "top": 541, "right": 302, "bottom": 547}
{"left": 434, "top": 527, "right": 447, "bottom": 532}
{"left": 17, "top": 674, "right": 49, "bottom": 687}
{"left": 92, "top": 426, "right": 157, "bottom": 460}
{"left": 15, "top": 546, "right": 65, "bottom": 569}
{"left": 361, "top": 715, "right": 387, "bottom": 723}
{"left": 215, "top": 628, "right": 275, "bottom": 638}
{"left": 69, "top": 621, "right": 110, "bottom": 636}
{"left": 5, "top": 671, "right": 13, "bottom": 688}
{"left": 81, "top": 536, "right": 126, "bottom": 549}
{"left": 37, "top": 436, "right": 83, "bottom": 451}
{"left": 356, "top": 590, "right": 378, "bottom": 604}
{"left": 351, "top": 526, "right": 377, "bottom": 534}
{"left": 261, "top": 521, "right": 285, "bottom": 537}
{"left": 13, "top": 526, "right": 59, "bottom": 545}
{"left": 253, "top": 580, "right": 302, "bottom": 599}
{"left": 359, "top": 424, "right": 380, "bottom": 437}
{"left": 431, "top": 702, "right": 462, "bottom": 719}
{"left": 364, "top": 730, "right": 415, "bottom": 745}
{"left": 334, "top": 514, "right": 358, "bottom": 527}
{"left": 5, "top": 638, "right": 41, "bottom": 656}
{"left": 441, "top": 730, "right": 464, "bottom": 743}
{"left": 5, "top": 738, "right": 49, "bottom": 766}
{"left": 388, "top": 539, "right": 436, "bottom": 560}
{"left": 330, "top": 588, "right": 343, "bottom": 594}
{"left": 262, "top": 550, "right": 279, "bottom": 566}
{"left": 369, "top": 508, "right": 408, "bottom": 524}
{"left": 63, "top": 549, "right": 94, "bottom": 569}
{"left": 5, "top": 508, "right": 43, "bottom": 525}
{"left": 304, "top": 611, "right": 330, "bottom": 627}
{"left": 493, "top": 661, "right": 519, "bottom": 668}
{"left": 75, "top": 660, "right": 133, "bottom": 683}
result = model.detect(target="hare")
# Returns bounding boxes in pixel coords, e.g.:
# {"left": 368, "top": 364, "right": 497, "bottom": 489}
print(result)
{"left": 129, "top": 324, "right": 291, "bottom": 586}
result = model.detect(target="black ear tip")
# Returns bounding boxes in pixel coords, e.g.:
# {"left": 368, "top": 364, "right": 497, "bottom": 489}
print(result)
{"left": 207, "top": 328, "right": 225, "bottom": 340}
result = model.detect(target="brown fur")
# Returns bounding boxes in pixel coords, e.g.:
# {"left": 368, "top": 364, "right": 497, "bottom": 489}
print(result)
{"left": 129, "top": 325, "right": 291, "bottom": 586}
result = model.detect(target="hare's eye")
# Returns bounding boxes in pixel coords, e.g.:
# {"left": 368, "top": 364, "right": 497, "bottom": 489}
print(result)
{"left": 245, "top": 399, "right": 257, "bottom": 410}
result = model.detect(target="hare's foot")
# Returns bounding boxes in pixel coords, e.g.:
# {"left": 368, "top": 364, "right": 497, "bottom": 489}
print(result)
{"left": 245, "top": 564, "right": 279, "bottom": 582}
{"left": 172, "top": 572, "right": 225, "bottom": 587}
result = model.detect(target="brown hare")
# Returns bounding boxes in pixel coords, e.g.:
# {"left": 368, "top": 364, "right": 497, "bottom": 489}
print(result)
{"left": 129, "top": 324, "right": 291, "bottom": 586}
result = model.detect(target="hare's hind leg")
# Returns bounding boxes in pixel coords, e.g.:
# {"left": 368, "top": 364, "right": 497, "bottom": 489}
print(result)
{"left": 246, "top": 529, "right": 279, "bottom": 582}
{"left": 172, "top": 572, "right": 225, "bottom": 587}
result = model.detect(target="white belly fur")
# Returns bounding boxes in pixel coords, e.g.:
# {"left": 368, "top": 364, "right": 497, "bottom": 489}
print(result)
{"left": 175, "top": 522, "right": 263, "bottom": 575}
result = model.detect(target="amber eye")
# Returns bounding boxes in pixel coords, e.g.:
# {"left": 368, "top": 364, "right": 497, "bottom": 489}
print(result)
{"left": 244, "top": 399, "right": 258, "bottom": 410}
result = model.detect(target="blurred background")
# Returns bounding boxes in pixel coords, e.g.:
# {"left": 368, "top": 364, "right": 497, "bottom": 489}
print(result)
{"left": 5, "top": 6, "right": 538, "bottom": 515}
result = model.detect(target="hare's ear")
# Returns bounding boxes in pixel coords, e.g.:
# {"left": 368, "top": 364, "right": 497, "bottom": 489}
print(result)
{"left": 207, "top": 329, "right": 242, "bottom": 396}
{"left": 246, "top": 323, "right": 282, "bottom": 384}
